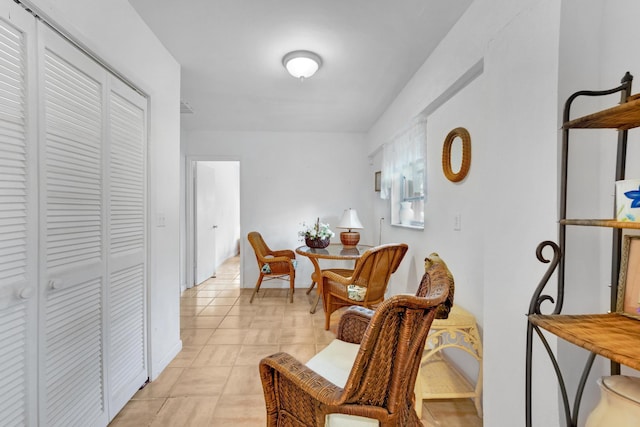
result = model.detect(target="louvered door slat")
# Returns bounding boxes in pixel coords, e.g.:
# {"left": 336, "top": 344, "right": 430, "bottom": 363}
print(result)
{"left": 0, "top": 53, "right": 23, "bottom": 80}
{"left": 0, "top": 134, "right": 27, "bottom": 150}
{"left": 46, "top": 134, "right": 101, "bottom": 161}
{"left": 0, "top": 96, "right": 24, "bottom": 116}
{"left": 46, "top": 162, "right": 101, "bottom": 180}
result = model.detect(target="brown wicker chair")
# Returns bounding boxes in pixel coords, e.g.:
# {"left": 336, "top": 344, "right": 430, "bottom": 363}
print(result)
{"left": 259, "top": 263, "right": 450, "bottom": 427}
{"left": 332, "top": 254, "right": 453, "bottom": 345}
{"left": 320, "top": 243, "right": 408, "bottom": 330}
{"left": 247, "top": 231, "right": 296, "bottom": 303}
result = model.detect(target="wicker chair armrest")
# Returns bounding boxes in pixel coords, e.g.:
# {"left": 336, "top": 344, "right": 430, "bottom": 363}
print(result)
{"left": 271, "top": 249, "right": 295, "bottom": 259}
{"left": 321, "top": 269, "right": 353, "bottom": 284}
{"left": 260, "top": 352, "right": 344, "bottom": 405}
{"left": 336, "top": 306, "right": 374, "bottom": 344}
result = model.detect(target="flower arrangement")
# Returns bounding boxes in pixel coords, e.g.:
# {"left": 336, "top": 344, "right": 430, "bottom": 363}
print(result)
{"left": 298, "top": 218, "right": 334, "bottom": 248}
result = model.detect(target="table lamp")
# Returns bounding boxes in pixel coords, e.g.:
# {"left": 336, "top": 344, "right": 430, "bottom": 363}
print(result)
{"left": 337, "top": 208, "right": 364, "bottom": 248}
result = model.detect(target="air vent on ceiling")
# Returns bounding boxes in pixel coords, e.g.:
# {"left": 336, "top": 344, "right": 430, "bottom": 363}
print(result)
{"left": 180, "top": 100, "right": 194, "bottom": 114}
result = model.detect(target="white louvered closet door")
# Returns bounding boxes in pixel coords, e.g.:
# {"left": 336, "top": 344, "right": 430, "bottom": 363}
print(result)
{"left": 38, "top": 22, "right": 109, "bottom": 427}
{"left": 0, "top": 3, "right": 37, "bottom": 426}
{"left": 106, "top": 77, "right": 147, "bottom": 418}
{"left": 0, "top": 5, "right": 148, "bottom": 426}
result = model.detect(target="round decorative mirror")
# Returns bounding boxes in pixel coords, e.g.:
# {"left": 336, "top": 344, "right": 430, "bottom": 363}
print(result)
{"left": 442, "top": 127, "right": 471, "bottom": 182}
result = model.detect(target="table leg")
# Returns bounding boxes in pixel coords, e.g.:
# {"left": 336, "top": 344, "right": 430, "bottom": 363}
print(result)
{"left": 310, "top": 294, "right": 321, "bottom": 314}
{"left": 306, "top": 281, "right": 316, "bottom": 295}
{"left": 307, "top": 258, "right": 322, "bottom": 314}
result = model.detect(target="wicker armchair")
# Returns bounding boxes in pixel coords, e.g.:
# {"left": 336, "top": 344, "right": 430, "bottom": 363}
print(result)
{"left": 259, "top": 263, "right": 450, "bottom": 427}
{"left": 247, "top": 231, "right": 296, "bottom": 303}
{"left": 335, "top": 254, "right": 453, "bottom": 344}
{"left": 320, "top": 243, "right": 408, "bottom": 330}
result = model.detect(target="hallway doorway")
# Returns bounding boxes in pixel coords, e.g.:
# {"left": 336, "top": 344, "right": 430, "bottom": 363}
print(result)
{"left": 186, "top": 159, "right": 241, "bottom": 288}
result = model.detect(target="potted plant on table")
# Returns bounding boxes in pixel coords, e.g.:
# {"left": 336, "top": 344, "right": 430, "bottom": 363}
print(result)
{"left": 298, "top": 218, "right": 335, "bottom": 249}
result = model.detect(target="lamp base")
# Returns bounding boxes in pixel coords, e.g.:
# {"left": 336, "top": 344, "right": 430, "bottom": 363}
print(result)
{"left": 340, "top": 231, "right": 360, "bottom": 248}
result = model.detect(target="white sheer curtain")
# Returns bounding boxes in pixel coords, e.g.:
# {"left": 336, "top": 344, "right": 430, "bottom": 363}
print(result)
{"left": 380, "top": 116, "right": 427, "bottom": 200}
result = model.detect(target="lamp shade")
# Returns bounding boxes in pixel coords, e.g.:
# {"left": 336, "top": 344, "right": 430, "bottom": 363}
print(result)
{"left": 337, "top": 209, "right": 363, "bottom": 230}
{"left": 282, "top": 50, "right": 322, "bottom": 80}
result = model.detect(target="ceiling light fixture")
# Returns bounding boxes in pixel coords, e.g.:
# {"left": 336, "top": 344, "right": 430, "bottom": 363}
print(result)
{"left": 282, "top": 50, "right": 322, "bottom": 81}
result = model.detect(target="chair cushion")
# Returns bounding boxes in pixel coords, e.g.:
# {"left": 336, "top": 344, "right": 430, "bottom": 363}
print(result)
{"left": 306, "top": 340, "right": 379, "bottom": 427}
{"left": 347, "top": 285, "right": 367, "bottom": 301}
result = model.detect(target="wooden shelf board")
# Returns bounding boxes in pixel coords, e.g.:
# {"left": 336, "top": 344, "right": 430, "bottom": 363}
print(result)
{"left": 419, "top": 357, "right": 476, "bottom": 398}
{"left": 529, "top": 313, "right": 640, "bottom": 371}
{"left": 561, "top": 219, "right": 640, "bottom": 229}
{"left": 563, "top": 96, "right": 640, "bottom": 130}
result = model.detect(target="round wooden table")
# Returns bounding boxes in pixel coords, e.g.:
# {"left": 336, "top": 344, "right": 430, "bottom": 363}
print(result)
{"left": 295, "top": 244, "right": 372, "bottom": 313}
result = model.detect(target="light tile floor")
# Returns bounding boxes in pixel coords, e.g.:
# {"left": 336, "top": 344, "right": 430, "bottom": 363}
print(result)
{"left": 109, "top": 256, "right": 482, "bottom": 426}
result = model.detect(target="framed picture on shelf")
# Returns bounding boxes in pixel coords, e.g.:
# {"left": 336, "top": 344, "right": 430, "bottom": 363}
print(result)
{"left": 617, "top": 234, "right": 640, "bottom": 319}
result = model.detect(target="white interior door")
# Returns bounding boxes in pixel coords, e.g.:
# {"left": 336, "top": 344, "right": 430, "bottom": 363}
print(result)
{"left": 0, "top": 3, "right": 38, "bottom": 425}
{"left": 38, "top": 22, "right": 109, "bottom": 427}
{"left": 106, "top": 77, "right": 147, "bottom": 418}
{"left": 195, "top": 162, "right": 217, "bottom": 284}
{"left": 37, "top": 22, "right": 149, "bottom": 426}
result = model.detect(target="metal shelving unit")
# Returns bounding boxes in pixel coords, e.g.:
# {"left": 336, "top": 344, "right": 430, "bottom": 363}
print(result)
{"left": 525, "top": 72, "right": 640, "bottom": 427}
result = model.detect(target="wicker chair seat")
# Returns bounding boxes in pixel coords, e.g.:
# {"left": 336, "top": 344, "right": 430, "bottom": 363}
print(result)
{"left": 264, "top": 259, "right": 294, "bottom": 275}
{"left": 306, "top": 340, "right": 377, "bottom": 426}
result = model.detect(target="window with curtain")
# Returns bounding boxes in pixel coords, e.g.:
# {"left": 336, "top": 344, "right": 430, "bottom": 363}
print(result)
{"left": 380, "top": 116, "right": 426, "bottom": 229}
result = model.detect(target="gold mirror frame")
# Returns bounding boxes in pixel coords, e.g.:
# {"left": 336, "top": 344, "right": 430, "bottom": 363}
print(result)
{"left": 442, "top": 127, "right": 471, "bottom": 182}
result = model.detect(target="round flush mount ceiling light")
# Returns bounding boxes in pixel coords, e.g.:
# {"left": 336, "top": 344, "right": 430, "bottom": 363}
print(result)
{"left": 282, "top": 50, "right": 322, "bottom": 80}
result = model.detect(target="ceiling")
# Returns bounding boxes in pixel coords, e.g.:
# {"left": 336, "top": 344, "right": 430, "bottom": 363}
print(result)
{"left": 128, "top": 0, "right": 473, "bottom": 133}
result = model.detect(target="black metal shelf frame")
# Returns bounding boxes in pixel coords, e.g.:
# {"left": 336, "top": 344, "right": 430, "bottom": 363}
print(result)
{"left": 525, "top": 73, "right": 634, "bottom": 427}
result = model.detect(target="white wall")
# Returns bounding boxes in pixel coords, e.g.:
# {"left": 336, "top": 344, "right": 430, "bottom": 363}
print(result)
{"left": 186, "top": 130, "right": 370, "bottom": 290}
{"left": 28, "top": 0, "right": 183, "bottom": 379}
{"left": 367, "top": 0, "right": 562, "bottom": 425}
